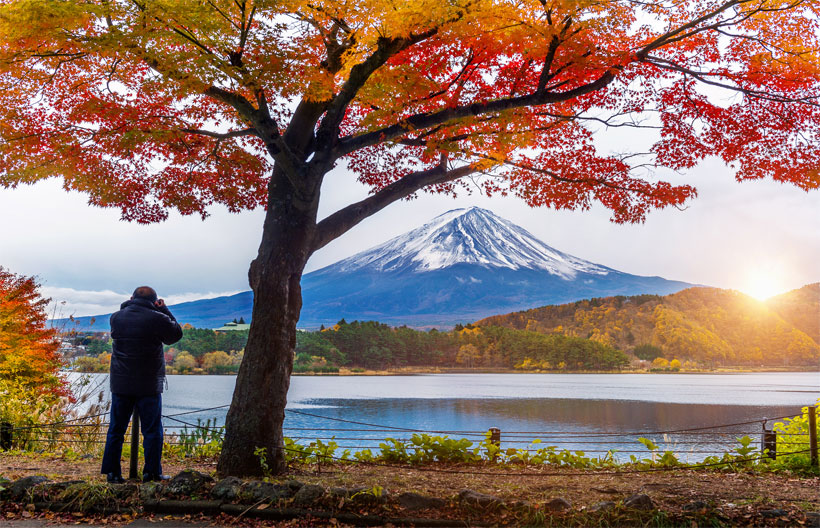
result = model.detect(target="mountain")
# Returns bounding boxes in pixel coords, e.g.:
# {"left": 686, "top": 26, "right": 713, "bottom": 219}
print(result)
{"left": 61, "top": 207, "right": 695, "bottom": 330}
{"left": 477, "top": 286, "right": 820, "bottom": 366}
{"left": 766, "top": 283, "right": 820, "bottom": 343}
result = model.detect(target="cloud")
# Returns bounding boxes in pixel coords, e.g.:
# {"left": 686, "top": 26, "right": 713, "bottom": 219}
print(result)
{"left": 42, "top": 286, "right": 243, "bottom": 318}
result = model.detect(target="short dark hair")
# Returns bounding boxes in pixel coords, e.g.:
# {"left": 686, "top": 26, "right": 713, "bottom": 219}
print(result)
{"left": 132, "top": 286, "right": 158, "bottom": 302}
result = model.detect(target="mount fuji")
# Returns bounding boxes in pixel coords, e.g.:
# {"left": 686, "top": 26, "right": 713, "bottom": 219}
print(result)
{"left": 65, "top": 207, "right": 694, "bottom": 329}
{"left": 295, "top": 207, "right": 692, "bottom": 326}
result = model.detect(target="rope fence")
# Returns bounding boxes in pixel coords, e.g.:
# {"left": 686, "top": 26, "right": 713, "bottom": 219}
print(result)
{"left": 2, "top": 402, "right": 817, "bottom": 477}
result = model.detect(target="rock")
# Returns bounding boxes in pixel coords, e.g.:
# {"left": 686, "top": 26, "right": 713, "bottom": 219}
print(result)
{"left": 211, "top": 476, "right": 243, "bottom": 501}
{"left": 760, "top": 508, "right": 787, "bottom": 518}
{"left": 140, "top": 482, "right": 163, "bottom": 502}
{"left": 9, "top": 476, "right": 49, "bottom": 501}
{"left": 166, "top": 470, "right": 213, "bottom": 497}
{"left": 623, "top": 494, "right": 654, "bottom": 510}
{"left": 804, "top": 512, "right": 820, "bottom": 528}
{"left": 544, "top": 498, "right": 572, "bottom": 512}
{"left": 458, "top": 489, "right": 502, "bottom": 508}
{"left": 397, "top": 492, "right": 446, "bottom": 510}
{"left": 683, "top": 500, "right": 709, "bottom": 512}
{"left": 27, "top": 480, "right": 84, "bottom": 501}
{"left": 292, "top": 484, "right": 325, "bottom": 506}
{"left": 110, "top": 482, "right": 139, "bottom": 500}
{"left": 242, "top": 481, "right": 298, "bottom": 502}
{"left": 588, "top": 501, "right": 616, "bottom": 513}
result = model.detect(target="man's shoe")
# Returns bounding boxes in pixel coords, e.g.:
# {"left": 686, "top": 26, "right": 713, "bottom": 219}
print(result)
{"left": 106, "top": 473, "right": 125, "bottom": 484}
{"left": 143, "top": 473, "right": 170, "bottom": 482}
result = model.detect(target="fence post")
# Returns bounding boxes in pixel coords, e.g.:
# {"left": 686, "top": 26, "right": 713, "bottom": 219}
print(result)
{"left": 0, "top": 421, "right": 12, "bottom": 451}
{"left": 761, "top": 420, "right": 776, "bottom": 459}
{"left": 129, "top": 410, "right": 140, "bottom": 480}
{"left": 488, "top": 427, "right": 501, "bottom": 461}
{"left": 809, "top": 406, "right": 818, "bottom": 470}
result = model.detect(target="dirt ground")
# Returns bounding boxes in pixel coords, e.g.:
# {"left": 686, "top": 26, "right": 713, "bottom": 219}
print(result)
{"left": 2, "top": 453, "right": 819, "bottom": 526}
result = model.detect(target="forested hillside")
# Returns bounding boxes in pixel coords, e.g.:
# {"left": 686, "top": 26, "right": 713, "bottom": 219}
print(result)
{"left": 766, "top": 284, "right": 820, "bottom": 344}
{"left": 477, "top": 286, "right": 820, "bottom": 367}
{"left": 294, "top": 320, "right": 629, "bottom": 372}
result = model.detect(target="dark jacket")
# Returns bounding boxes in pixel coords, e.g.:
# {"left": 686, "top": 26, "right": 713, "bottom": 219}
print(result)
{"left": 109, "top": 297, "right": 183, "bottom": 395}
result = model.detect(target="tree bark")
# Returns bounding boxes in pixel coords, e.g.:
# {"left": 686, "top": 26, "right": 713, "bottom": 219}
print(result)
{"left": 216, "top": 165, "right": 318, "bottom": 477}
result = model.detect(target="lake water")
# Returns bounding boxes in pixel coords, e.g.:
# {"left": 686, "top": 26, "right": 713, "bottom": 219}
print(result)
{"left": 73, "top": 372, "right": 820, "bottom": 461}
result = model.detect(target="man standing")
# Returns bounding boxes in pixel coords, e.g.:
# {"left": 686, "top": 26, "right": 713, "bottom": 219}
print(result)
{"left": 101, "top": 286, "right": 183, "bottom": 483}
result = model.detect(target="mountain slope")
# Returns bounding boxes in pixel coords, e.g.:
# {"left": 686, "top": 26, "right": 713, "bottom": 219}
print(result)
{"left": 477, "top": 286, "right": 820, "bottom": 366}
{"left": 61, "top": 207, "right": 695, "bottom": 329}
{"left": 766, "top": 283, "right": 820, "bottom": 343}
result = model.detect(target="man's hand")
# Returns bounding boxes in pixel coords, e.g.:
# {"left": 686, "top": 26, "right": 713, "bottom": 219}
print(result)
{"left": 154, "top": 299, "right": 167, "bottom": 309}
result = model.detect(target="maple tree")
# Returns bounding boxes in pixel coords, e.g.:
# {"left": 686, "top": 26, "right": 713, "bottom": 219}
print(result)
{"left": 0, "top": 267, "right": 68, "bottom": 425}
{"left": 0, "top": 0, "right": 818, "bottom": 475}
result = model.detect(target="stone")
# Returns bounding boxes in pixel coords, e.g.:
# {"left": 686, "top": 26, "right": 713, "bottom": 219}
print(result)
{"left": 458, "top": 489, "right": 502, "bottom": 508}
{"left": 760, "top": 508, "right": 787, "bottom": 518}
{"left": 242, "top": 481, "right": 298, "bottom": 502}
{"left": 27, "top": 480, "right": 83, "bottom": 501}
{"left": 683, "top": 500, "right": 709, "bottom": 512}
{"left": 588, "top": 501, "right": 616, "bottom": 513}
{"left": 804, "top": 512, "right": 820, "bottom": 528}
{"left": 397, "top": 492, "right": 446, "bottom": 510}
{"left": 8, "top": 476, "right": 49, "bottom": 501}
{"left": 166, "top": 470, "right": 213, "bottom": 497}
{"left": 211, "top": 476, "right": 243, "bottom": 501}
{"left": 140, "top": 482, "right": 163, "bottom": 502}
{"left": 110, "top": 482, "right": 139, "bottom": 500}
{"left": 543, "top": 498, "right": 572, "bottom": 512}
{"left": 623, "top": 494, "right": 654, "bottom": 510}
{"left": 291, "top": 484, "right": 325, "bottom": 506}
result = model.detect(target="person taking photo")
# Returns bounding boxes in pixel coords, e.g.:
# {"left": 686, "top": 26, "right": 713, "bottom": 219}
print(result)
{"left": 101, "top": 286, "right": 183, "bottom": 483}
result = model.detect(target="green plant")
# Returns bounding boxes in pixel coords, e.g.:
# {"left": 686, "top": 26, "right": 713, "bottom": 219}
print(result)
{"left": 165, "top": 419, "right": 224, "bottom": 458}
{"left": 253, "top": 446, "right": 272, "bottom": 478}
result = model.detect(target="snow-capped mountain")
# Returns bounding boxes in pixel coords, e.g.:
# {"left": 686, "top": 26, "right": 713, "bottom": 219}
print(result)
{"left": 332, "top": 207, "right": 606, "bottom": 278}
{"left": 63, "top": 207, "right": 694, "bottom": 329}
{"left": 297, "top": 207, "right": 692, "bottom": 327}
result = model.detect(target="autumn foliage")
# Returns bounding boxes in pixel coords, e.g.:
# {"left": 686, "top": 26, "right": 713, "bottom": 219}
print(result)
{"left": 478, "top": 286, "right": 820, "bottom": 367}
{"left": 0, "top": 1, "right": 817, "bottom": 225}
{"left": 0, "top": 268, "right": 68, "bottom": 423}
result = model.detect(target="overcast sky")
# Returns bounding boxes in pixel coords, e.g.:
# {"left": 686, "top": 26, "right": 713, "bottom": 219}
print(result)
{"left": 0, "top": 146, "right": 817, "bottom": 318}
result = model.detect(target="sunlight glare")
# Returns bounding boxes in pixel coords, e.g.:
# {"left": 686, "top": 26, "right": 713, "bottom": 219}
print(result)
{"left": 740, "top": 267, "right": 788, "bottom": 301}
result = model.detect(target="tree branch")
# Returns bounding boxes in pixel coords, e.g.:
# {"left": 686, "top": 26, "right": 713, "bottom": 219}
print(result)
{"left": 335, "top": 69, "right": 618, "bottom": 157}
{"left": 313, "top": 28, "right": 441, "bottom": 155}
{"left": 312, "top": 164, "right": 475, "bottom": 252}
{"left": 180, "top": 127, "right": 258, "bottom": 139}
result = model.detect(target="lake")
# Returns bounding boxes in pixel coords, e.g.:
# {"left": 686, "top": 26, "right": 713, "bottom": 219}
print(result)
{"left": 73, "top": 372, "right": 820, "bottom": 462}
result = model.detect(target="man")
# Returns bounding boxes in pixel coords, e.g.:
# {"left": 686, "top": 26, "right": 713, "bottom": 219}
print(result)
{"left": 101, "top": 286, "right": 183, "bottom": 483}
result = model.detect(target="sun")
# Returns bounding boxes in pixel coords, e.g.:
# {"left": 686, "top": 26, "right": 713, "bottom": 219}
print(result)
{"left": 740, "top": 268, "right": 787, "bottom": 301}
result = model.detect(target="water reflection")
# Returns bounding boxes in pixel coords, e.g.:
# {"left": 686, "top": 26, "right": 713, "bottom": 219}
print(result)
{"left": 284, "top": 397, "right": 803, "bottom": 461}
{"left": 69, "top": 372, "right": 817, "bottom": 462}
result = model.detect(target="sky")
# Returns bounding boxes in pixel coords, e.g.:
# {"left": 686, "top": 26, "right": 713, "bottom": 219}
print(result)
{"left": 0, "top": 147, "right": 818, "bottom": 318}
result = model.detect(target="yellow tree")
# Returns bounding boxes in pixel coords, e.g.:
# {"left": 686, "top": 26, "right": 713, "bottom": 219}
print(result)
{"left": 0, "top": 0, "right": 818, "bottom": 475}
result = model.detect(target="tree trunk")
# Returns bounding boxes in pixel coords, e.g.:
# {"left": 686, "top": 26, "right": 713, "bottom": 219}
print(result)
{"left": 216, "top": 169, "right": 318, "bottom": 477}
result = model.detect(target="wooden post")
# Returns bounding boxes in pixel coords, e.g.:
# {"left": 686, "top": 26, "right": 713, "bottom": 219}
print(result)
{"left": 129, "top": 410, "right": 140, "bottom": 480}
{"left": 761, "top": 420, "right": 776, "bottom": 459}
{"left": 488, "top": 427, "right": 501, "bottom": 461}
{"left": 0, "top": 421, "right": 12, "bottom": 451}
{"left": 809, "top": 406, "right": 818, "bottom": 470}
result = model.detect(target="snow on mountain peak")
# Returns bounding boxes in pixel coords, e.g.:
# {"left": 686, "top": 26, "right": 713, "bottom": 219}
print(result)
{"left": 331, "top": 207, "right": 608, "bottom": 278}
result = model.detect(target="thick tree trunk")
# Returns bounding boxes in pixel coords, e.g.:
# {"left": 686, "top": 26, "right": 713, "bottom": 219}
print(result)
{"left": 216, "top": 169, "right": 318, "bottom": 477}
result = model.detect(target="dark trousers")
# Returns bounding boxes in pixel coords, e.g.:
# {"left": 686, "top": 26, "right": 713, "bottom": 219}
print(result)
{"left": 101, "top": 393, "right": 163, "bottom": 477}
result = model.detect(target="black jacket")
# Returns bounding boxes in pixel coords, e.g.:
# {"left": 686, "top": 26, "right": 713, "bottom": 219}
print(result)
{"left": 109, "top": 298, "right": 183, "bottom": 395}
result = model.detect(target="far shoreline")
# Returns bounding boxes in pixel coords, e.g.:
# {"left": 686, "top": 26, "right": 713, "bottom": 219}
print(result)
{"left": 68, "top": 365, "right": 820, "bottom": 376}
